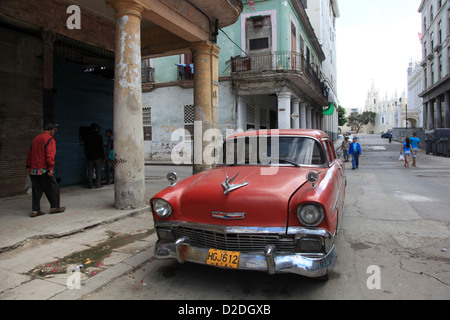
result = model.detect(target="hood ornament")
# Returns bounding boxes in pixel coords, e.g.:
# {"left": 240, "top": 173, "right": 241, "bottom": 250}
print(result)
{"left": 221, "top": 172, "right": 249, "bottom": 195}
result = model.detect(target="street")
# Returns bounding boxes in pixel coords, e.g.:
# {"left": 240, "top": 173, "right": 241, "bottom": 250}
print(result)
{"left": 84, "top": 134, "right": 450, "bottom": 300}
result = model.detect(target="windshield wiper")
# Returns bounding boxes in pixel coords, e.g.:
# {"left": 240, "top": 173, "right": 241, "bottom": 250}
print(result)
{"left": 278, "top": 158, "right": 301, "bottom": 167}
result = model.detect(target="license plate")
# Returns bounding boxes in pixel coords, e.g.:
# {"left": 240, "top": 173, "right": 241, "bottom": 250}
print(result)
{"left": 206, "top": 249, "right": 240, "bottom": 269}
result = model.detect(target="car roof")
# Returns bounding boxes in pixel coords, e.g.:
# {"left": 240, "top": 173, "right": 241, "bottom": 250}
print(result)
{"left": 226, "top": 129, "right": 330, "bottom": 140}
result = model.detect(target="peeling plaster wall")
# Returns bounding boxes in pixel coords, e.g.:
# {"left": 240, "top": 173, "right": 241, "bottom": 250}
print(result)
{"left": 142, "top": 80, "right": 237, "bottom": 162}
{"left": 143, "top": 86, "right": 193, "bottom": 161}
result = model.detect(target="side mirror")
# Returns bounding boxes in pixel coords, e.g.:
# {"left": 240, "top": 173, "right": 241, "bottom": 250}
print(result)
{"left": 306, "top": 171, "right": 320, "bottom": 189}
{"left": 167, "top": 172, "right": 178, "bottom": 187}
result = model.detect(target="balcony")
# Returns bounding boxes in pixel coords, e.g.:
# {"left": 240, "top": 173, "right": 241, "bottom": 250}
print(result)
{"left": 231, "top": 51, "right": 328, "bottom": 105}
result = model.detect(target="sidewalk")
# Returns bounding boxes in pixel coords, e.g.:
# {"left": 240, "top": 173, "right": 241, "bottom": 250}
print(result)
{"left": 0, "top": 178, "right": 170, "bottom": 300}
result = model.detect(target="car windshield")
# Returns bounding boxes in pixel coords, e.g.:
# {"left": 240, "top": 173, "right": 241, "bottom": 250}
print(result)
{"left": 220, "top": 136, "right": 327, "bottom": 167}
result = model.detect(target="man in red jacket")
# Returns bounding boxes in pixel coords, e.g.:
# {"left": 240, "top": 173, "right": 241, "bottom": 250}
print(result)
{"left": 26, "top": 123, "right": 65, "bottom": 217}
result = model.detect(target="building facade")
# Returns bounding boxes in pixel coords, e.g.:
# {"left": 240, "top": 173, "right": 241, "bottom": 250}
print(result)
{"left": 418, "top": 0, "right": 450, "bottom": 130}
{"left": 143, "top": 0, "right": 340, "bottom": 163}
{"left": 363, "top": 81, "right": 407, "bottom": 133}
{"left": 407, "top": 60, "right": 424, "bottom": 128}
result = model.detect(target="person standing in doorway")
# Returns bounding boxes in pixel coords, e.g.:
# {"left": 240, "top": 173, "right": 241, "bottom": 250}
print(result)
{"left": 409, "top": 132, "right": 421, "bottom": 167}
{"left": 26, "top": 123, "right": 66, "bottom": 217}
{"left": 349, "top": 137, "right": 362, "bottom": 170}
{"left": 104, "top": 129, "right": 114, "bottom": 184}
{"left": 84, "top": 123, "right": 105, "bottom": 188}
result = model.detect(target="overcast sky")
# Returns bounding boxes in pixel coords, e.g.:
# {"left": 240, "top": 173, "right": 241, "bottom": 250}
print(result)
{"left": 336, "top": 0, "right": 422, "bottom": 110}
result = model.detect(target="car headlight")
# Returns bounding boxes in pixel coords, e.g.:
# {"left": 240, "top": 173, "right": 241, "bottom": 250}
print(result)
{"left": 152, "top": 199, "right": 173, "bottom": 218}
{"left": 297, "top": 204, "right": 324, "bottom": 227}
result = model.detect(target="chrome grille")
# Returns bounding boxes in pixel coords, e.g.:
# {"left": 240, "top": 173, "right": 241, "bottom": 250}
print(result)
{"left": 172, "top": 226, "right": 295, "bottom": 253}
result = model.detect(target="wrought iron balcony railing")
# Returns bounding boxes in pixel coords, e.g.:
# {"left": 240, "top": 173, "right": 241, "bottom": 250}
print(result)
{"left": 231, "top": 51, "right": 323, "bottom": 93}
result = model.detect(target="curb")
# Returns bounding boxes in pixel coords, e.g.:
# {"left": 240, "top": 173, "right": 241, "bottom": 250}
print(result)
{"left": 50, "top": 246, "right": 154, "bottom": 300}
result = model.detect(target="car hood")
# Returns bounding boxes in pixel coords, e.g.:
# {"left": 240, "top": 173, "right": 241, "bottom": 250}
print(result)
{"left": 178, "top": 166, "right": 309, "bottom": 227}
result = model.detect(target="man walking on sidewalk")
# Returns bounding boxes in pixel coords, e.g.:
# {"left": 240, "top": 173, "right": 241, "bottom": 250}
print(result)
{"left": 26, "top": 123, "right": 66, "bottom": 217}
{"left": 349, "top": 137, "right": 362, "bottom": 170}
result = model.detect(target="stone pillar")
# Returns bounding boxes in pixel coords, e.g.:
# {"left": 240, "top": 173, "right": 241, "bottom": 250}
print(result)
{"left": 306, "top": 106, "right": 312, "bottom": 129}
{"left": 422, "top": 102, "right": 427, "bottom": 129}
{"left": 108, "top": 0, "right": 145, "bottom": 209}
{"left": 311, "top": 110, "right": 316, "bottom": 129}
{"left": 445, "top": 91, "right": 450, "bottom": 128}
{"left": 300, "top": 102, "right": 307, "bottom": 129}
{"left": 436, "top": 95, "right": 442, "bottom": 128}
{"left": 192, "top": 41, "right": 220, "bottom": 174}
{"left": 428, "top": 100, "right": 435, "bottom": 130}
{"left": 237, "top": 96, "right": 246, "bottom": 131}
{"left": 318, "top": 114, "right": 323, "bottom": 130}
{"left": 291, "top": 98, "right": 300, "bottom": 129}
{"left": 277, "top": 91, "right": 291, "bottom": 129}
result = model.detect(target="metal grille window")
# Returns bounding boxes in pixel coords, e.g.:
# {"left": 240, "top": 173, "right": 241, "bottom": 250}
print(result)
{"left": 184, "top": 105, "right": 194, "bottom": 124}
{"left": 143, "top": 107, "right": 152, "bottom": 141}
{"left": 184, "top": 105, "right": 194, "bottom": 140}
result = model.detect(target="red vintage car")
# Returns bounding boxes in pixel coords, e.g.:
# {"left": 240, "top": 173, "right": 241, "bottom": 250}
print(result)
{"left": 150, "top": 129, "right": 346, "bottom": 280}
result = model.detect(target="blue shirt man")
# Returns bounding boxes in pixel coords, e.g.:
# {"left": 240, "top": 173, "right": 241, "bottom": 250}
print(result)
{"left": 409, "top": 133, "right": 421, "bottom": 167}
{"left": 409, "top": 135, "right": 421, "bottom": 150}
{"left": 348, "top": 137, "right": 362, "bottom": 170}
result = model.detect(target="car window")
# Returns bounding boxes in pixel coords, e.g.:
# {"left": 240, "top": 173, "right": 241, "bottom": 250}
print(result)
{"left": 323, "top": 140, "right": 335, "bottom": 164}
{"left": 221, "top": 136, "right": 327, "bottom": 166}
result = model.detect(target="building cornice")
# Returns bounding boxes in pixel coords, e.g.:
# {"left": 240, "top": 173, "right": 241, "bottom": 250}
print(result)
{"left": 291, "top": 0, "right": 326, "bottom": 62}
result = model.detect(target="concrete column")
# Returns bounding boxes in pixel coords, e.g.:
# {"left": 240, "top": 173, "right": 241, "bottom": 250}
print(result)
{"left": 445, "top": 91, "right": 450, "bottom": 128}
{"left": 318, "top": 114, "right": 323, "bottom": 130}
{"left": 436, "top": 95, "right": 442, "bottom": 128}
{"left": 311, "top": 110, "right": 317, "bottom": 129}
{"left": 237, "top": 96, "right": 246, "bottom": 131}
{"left": 277, "top": 91, "right": 291, "bottom": 129}
{"left": 428, "top": 100, "right": 435, "bottom": 130}
{"left": 291, "top": 98, "right": 300, "bottom": 129}
{"left": 192, "top": 41, "right": 220, "bottom": 174}
{"left": 300, "top": 102, "right": 307, "bottom": 129}
{"left": 423, "top": 102, "right": 428, "bottom": 130}
{"left": 109, "top": 0, "right": 145, "bottom": 209}
{"left": 306, "top": 106, "right": 312, "bottom": 129}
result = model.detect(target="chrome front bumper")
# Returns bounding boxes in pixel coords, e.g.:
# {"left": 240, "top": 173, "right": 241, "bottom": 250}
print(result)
{"left": 154, "top": 232, "right": 336, "bottom": 278}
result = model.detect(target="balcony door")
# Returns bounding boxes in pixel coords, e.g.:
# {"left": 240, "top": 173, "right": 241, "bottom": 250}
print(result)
{"left": 246, "top": 15, "right": 272, "bottom": 70}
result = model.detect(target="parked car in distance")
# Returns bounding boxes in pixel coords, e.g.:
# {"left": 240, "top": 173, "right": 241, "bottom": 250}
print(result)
{"left": 381, "top": 131, "right": 392, "bottom": 139}
{"left": 150, "top": 129, "right": 346, "bottom": 280}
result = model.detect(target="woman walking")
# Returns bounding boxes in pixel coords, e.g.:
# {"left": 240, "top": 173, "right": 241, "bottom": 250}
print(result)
{"left": 400, "top": 138, "right": 415, "bottom": 168}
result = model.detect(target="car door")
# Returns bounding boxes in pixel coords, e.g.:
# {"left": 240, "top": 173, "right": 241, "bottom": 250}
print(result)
{"left": 323, "top": 139, "right": 345, "bottom": 232}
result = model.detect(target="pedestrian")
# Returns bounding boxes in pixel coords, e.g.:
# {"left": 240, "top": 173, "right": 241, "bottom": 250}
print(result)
{"left": 339, "top": 136, "right": 350, "bottom": 162}
{"left": 348, "top": 137, "right": 362, "bottom": 170}
{"left": 104, "top": 129, "right": 114, "bottom": 184}
{"left": 409, "top": 132, "right": 421, "bottom": 167}
{"left": 26, "top": 123, "right": 65, "bottom": 217}
{"left": 400, "top": 137, "right": 415, "bottom": 168}
{"left": 84, "top": 123, "right": 105, "bottom": 188}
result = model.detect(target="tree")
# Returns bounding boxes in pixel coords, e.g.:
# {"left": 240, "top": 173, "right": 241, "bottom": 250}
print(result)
{"left": 347, "top": 111, "right": 377, "bottom": 133}
{"left": 338, "top": 106, "right": 348, "bottom": 127}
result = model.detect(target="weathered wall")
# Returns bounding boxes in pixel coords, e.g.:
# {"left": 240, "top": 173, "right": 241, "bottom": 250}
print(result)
{"left": 0, "top": 26, "right": 43, "bottom": 197}
{"left": 143, "top": 85, "right": 193, "bottom": 161}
